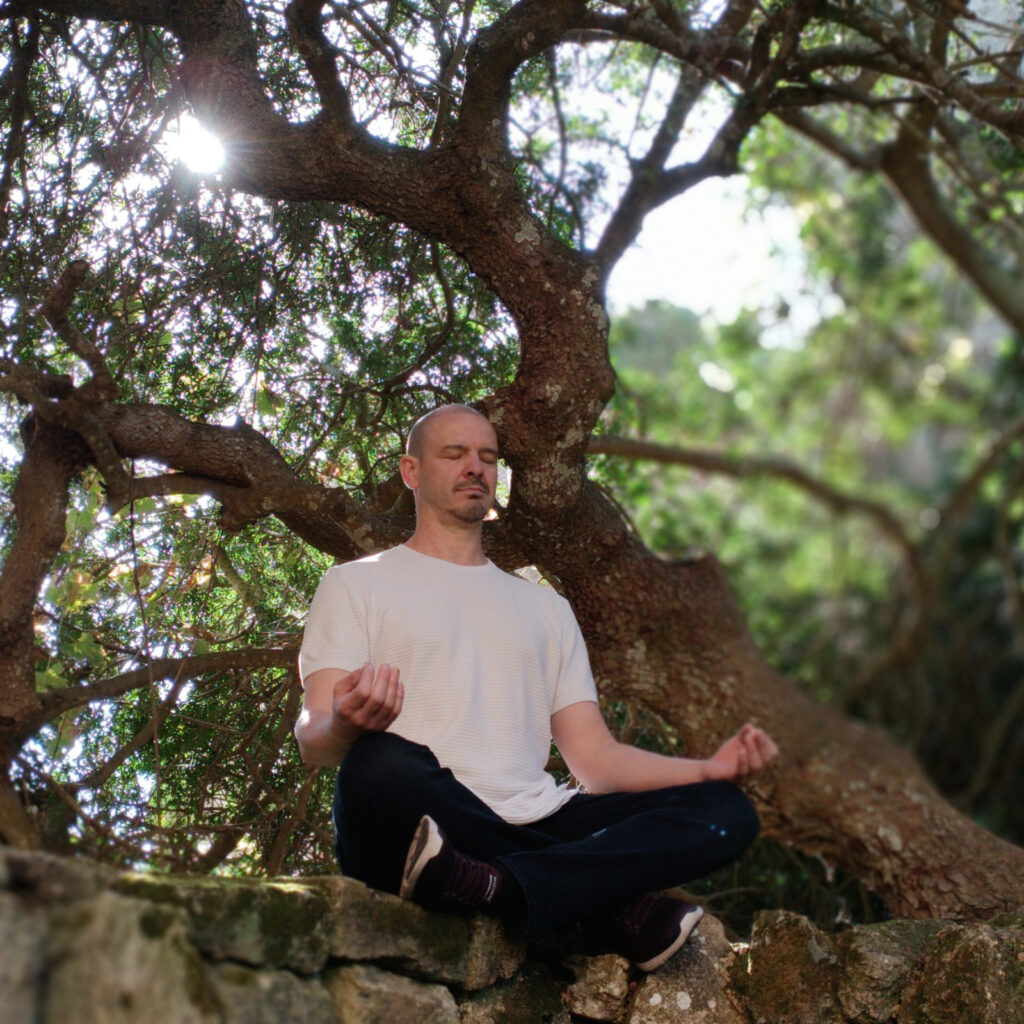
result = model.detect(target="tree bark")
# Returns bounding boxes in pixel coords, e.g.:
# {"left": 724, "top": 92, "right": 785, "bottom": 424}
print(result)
{"left": 0, "top": 419, "right": 90, "bottom": 848}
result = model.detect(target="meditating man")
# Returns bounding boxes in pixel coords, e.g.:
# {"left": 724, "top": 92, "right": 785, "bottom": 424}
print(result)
{"left": 296, "top": 404, "right": 778, "bottom": 971}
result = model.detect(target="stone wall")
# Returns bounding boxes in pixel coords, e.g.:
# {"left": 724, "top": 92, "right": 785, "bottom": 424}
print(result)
{"left": 2, "top": 845, "right": 1022, "bottom": 1023}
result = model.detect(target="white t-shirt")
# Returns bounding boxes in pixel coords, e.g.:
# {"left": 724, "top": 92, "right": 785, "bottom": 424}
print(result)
{"left": 299, "top": 544, "right": 598, "bottom": 824}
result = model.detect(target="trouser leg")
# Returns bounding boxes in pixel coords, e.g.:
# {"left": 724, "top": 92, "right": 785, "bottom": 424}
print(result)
{"left": 498, "top": 782, "right": 760, "bottom": 934}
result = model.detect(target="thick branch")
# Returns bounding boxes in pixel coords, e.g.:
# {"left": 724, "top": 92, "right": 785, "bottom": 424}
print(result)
{"left": 0, "top": 16, "right": 39, "bottom": 241}
{"left": 0, "top": 422, "right": 89, "bottom": 756}
{"left": 826, "top": 1, "right": 1024, "bottom": 141}
{"left": 37, "top": 260, "right": 117, "bottom": 400}
{"left": 285, "top": 0, "right": 352, "bottom": 120}
{"left": 457, "top": 0, "right": 589, "bottom": 153}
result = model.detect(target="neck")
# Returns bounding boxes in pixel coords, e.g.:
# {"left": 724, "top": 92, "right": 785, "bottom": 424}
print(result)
{"left": 404, "top": 521, "right": 487, "bottom": 566}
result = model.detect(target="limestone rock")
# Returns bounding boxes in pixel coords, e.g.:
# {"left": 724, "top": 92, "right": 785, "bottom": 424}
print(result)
{"left": 731, "top": 910, "right": 1023, "bottom": 1024}
{"left": 325, "top": 963, "right": 459, "bottom": 1023}
{"left": 3, "top": 844, "right": 117, "bottom": 901}
{"left": 459, "top": 962, "right": 571, "bottom": 1024}
{"left": 115, "top": 872, "right": 334, "bottom": 974}
{"left": 0, "top": 892, "right": 47, "bottom": 1024}
{"left": 563, "top": 954, "right": 631, "bottom": 1021}
{"left": 897, "top": 916, "right": 1024, "bottom": 1024}
{"left": 835, "top": 919, "right": 945, "bottom": 1023}
{"left": 206, "top": 963, "right": 337, "bottom": 1024}
{"left": 43, "top": 890, "right": 216, "bottom": 1024}
{"left": 310, "top": 875, "right": 525, "bottom": 990}
{"left": 629, "top": 914, "right": 746, "bottom": 1024}
{"left": 733, "top": 910, "right": 843, "bottom": 1024}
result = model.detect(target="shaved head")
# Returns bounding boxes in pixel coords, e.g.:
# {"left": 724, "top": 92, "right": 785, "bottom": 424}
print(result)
{"left": 406, "top": 404, "right": 494, "bottom": 459}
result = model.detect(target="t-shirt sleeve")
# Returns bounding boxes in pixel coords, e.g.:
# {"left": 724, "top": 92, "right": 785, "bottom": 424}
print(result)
{"left": 550, "top": 597, "right": 599, "bottom": 713}
{"left": 298, "top": 567, "right": 370, "bottom": 682}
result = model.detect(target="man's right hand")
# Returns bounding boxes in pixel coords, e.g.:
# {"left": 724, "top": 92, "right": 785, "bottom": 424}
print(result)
{"left": 331, "top": 662, "right": 404, "bottom": 737}
{"left": 295, "top": 663, "right": 404, "bottom": 766}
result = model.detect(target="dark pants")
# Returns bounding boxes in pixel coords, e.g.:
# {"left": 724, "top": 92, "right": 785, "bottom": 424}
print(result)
{"left": 333, "top": 732, "right": 760, "bottom": 935}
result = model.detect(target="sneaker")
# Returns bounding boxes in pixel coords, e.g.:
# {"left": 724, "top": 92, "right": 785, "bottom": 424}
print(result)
{"left": 399, "top": 815, "right": 502, "bottom": 915}
{"left": 602, "top": 894, "right": 704, "bottom": 972}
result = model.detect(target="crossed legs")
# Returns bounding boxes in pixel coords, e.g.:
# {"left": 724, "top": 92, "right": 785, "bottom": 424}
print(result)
{"left": 333, "top": 731, "right": 760, "bottom": 936}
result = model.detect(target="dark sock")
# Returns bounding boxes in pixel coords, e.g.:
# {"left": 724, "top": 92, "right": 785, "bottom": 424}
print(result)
{"left": 487, "top": 867, "right": 528, "bottom": 935}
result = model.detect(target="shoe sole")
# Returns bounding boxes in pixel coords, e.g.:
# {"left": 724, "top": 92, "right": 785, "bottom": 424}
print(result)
{"left": 399, "top": 815, "right": 444, "bottom": 900}
{"left": 636, "top": 904, "right": 704, "bottom": 972}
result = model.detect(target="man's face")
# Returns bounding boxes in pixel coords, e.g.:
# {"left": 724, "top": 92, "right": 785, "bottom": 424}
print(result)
{"left": 404, "top": 410, "right": 499, "bottom": 524}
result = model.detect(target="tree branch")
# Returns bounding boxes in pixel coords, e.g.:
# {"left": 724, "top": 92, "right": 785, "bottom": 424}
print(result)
{"left": 588, "top": 433, "right": 923, "bottom": 579}
{"left": 881, "top": 121, "right": 1024, "bottom": 337}
{"left": 457, "top": 0, "right": 589, "bottom": 153}
{"left": 285, "top": 0, "right": 352, "bottom": 121}
{"left": 595, "top": 63, "right": 708, "bottom": 272}
{"left": 38, "top": 647, "right": 297, "bottom": 721}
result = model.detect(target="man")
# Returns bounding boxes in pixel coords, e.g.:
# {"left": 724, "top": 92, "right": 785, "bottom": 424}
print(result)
{"left": 296, "top": 404, "right": 778, "bottom": 972}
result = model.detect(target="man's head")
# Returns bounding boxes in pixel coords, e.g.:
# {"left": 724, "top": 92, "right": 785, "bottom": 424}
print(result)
{"left": 401, "top": 405, "right": 499, "bottom": 525}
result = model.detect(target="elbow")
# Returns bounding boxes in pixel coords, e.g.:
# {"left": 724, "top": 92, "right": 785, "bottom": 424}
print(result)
{"left": 293, "top": 722, "right": 322, "bottom": 768}
{"left": 569, "top": 758, "right": 615, "bottom": 796}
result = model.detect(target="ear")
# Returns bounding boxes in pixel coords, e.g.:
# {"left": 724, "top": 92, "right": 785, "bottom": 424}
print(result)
{"left": 399, "top": 454, "right": 418, "bottom": 490}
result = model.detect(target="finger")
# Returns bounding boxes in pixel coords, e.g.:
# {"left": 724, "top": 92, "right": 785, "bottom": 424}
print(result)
{"left": 368, "top": 667, "right": 401, "bottom": 729}
{"left": 336, "top": 663, "right": 376, "bottom": 718}
{"left": 333, "top": 663, "right": 367, "bottom": 703}
{"left": 746, "top": 735, "right": 765, "bottom": 773}
{"left": 358, "top": 663, "right": 393, "bottom": 719}
{"left": 735, "top": 744, "right": 750, "bottom": 778}
{"left": 758, "top": 731, "right": 779, "bottom": 763}
{"left": 381, "top": 667, "right": 402, "bottom": 715}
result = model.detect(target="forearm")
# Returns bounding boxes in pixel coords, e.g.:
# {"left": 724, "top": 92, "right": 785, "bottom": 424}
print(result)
{"left": 576, "top": 740, "right": 712, "bottom": 795}
{"left": 294, "top": 708, "right": 362, "bottom": 767}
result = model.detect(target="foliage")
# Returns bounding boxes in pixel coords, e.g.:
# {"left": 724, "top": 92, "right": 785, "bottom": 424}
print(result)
{"left": 1, "top": 1, "right": 1023, "bottom": 926}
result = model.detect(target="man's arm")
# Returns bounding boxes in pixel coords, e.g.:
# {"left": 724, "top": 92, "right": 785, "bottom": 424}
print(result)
{"left": 294, "top": 663, "right": 403, "bottom": 767}
{"left": 551, "top": 700, "right": 778, "bottom": 794}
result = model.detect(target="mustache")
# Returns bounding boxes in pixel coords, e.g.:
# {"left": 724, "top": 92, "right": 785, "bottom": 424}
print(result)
{"left": 455, "top": 481, "right": 490, "bottom": 493}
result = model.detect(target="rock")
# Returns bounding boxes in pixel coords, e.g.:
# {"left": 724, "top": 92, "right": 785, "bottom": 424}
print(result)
{"left": 309, "top": 875, "right": 525, "bottom": 990}
{"left": 459, "top": 962, "right": 571, "bottom": 1024}
{"left": 731, "top": 909, "right": 1024, "bottom": 1024}
{"left": 42, "top": 890, "right": 216, "bottom": 1024}
{"left": 325, "top": 963, "right": 459, "bottom": 1023}
{"left": 835, "top": 919, "right": 944, "bottom": 1022}
{"left": 3, "top": 845, "right": 116, "bottom": 901}
{"left": 115, "top": 872, "right": 335, "bottom": 974}
{"left": 733, "top": 910, "right": 843, "bottom": 1024}
{"left": 3, "top": 845, "right": 1021, "bottom": 1024}
{"left": 206, "top": 963, "right": 337, "bottom": 1024}
{"left": 0, "top": 892, "right": 47, "bottom": 1024}
{"left": 629, "top": 914, "right": 746, "bottom": 1024}
{"left": 563, "top": 954, "right": 631, "bottom": 1021}
{"left": 897, "top": 917, "right": 1024, "bottom": 1024}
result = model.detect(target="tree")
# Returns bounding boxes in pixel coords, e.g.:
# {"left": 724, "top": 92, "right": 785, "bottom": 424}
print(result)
{"left": 1, "top": 0, "right": 1022, "bottom": 921}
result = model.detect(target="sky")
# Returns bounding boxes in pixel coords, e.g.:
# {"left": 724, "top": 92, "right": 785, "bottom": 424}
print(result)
{"left": 604, "top": 177, "right": 808, "bottom": 327}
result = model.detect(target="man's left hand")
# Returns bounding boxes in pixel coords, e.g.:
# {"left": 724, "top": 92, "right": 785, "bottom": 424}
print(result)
{"left": 704, "top": 724, "right": 779, "bottom": 782}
